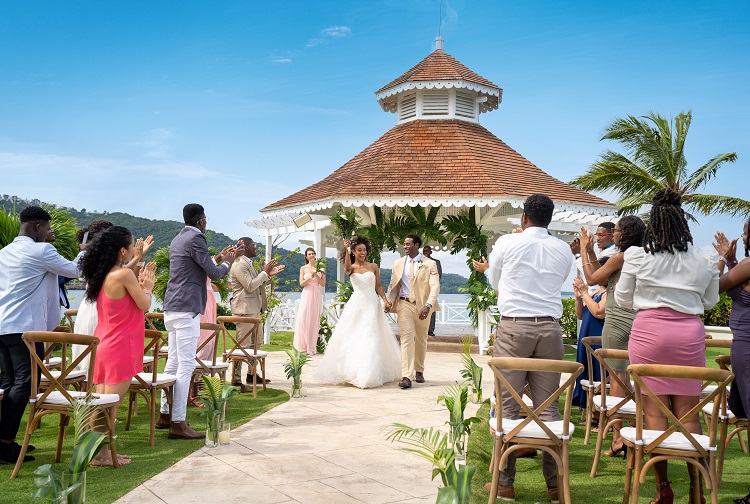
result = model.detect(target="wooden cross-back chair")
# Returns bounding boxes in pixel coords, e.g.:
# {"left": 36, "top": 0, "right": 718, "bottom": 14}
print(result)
{"left": 144, "top": 312, "right": 169, "bottom": 363}
{"left": 704, "top": 354, "right": 748, "bottom": 485}
{"left": 700, "top": 339, "right": 732, "bottom": 400}
{"left": 38, "top": 325, "right": 86, "bottom": 392}
{"left": 11, "top": 331, "right": 121, "bottom": 479}
{"left": 487, "top": 357, "right": 583, "bottom": 504}
{"left": 217, "top": 316, "right": 265, "bottom": 397}
{"left": 589, "top": 348, "right": 637, "bottom": 478}
{"left": 193, "top": 322, "right": 230, "bottom": 381}
{"left": 620, "top": 364, "right": 733, "bottom": 504}
{"left": 580, "top": 336, "right": 608, "bottom": 445}
{"left": 125, "top": 329, "right": 177, "bottom": 447}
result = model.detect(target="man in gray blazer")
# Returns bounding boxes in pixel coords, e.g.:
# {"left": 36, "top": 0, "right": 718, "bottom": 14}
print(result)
{"left": 157, "top": 204, "right": 237, "bottom": 439}
{"left": 0, "top": 206, "right": 82, "bottom": 464}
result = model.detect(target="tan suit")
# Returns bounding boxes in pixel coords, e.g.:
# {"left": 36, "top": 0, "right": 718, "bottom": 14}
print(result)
{"left": 230, "top": 256, "right": 269, "bottom": 381}
{"left": 386, "top": 255, "right": 440, "bottom": 379}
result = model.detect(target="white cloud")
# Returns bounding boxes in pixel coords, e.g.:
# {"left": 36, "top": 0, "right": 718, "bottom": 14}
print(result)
{"left": 272, "top": 25, "right": 352, "bottom": 63}
{"left": 143, "top": 128, "right": 175, "bottom": 159}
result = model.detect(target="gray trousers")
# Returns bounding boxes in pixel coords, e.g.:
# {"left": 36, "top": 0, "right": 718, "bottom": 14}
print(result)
{"left": 493, "top": 318, "right": 564, "bottom": 488}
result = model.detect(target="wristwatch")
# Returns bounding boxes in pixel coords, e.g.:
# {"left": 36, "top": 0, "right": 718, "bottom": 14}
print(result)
{"left": 425, "top": 303, "right": 432, "bottom": 309}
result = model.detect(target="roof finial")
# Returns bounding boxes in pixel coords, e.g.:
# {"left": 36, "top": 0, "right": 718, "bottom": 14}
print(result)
{"left": 435, "top": 36, "right": 444, "bottom": 51}
{"left": 435, "top": 0, "right": 444, "bottom": 50}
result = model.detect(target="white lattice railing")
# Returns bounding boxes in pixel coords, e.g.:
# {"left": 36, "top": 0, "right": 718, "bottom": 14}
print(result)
{"left": 267, "top": 300, "right": 471, "bottom": 331}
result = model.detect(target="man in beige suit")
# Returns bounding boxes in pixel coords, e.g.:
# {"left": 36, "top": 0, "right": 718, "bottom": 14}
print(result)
{"left": 230, "top": 237, "right": 284, "bottom": 386}
{"left": 386, "top": 234, "right": 440, "bottom": 389}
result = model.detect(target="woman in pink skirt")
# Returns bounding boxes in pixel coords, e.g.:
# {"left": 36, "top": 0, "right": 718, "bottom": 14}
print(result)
{"left": 293, "top": 248, "right": 325, "bottom": 354}
{"left": 615, "top": 188, "right": 719, "bottom": 504}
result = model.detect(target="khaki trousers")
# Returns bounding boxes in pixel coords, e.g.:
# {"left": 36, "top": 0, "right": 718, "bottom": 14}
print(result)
{"left": 232, "top": 313, "right": 263, "bottom": 382}
{"left": 493, "top": 318, "right": 564, "bottom": 488}
{"left": 396, "top": 301, "right": 429, "bottom": 379}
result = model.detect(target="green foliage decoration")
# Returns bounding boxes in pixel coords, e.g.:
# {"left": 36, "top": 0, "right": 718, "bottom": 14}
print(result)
{"left": 316, "top": 313, "right": 333, "bottom": 354}
{"left": 457, "top": 280, "right": 496, "bottom": 328}
{"left": 701, "top": 292, "right": 732, "bottom": 327}
{"left": 558, "top": 297, "right": 578, "bottom": 339}
{"left": 459, "top": 336, "right": 482, "bottom": 400}
{"left": 334, "top": 280, "right": 353, "bottom": 303}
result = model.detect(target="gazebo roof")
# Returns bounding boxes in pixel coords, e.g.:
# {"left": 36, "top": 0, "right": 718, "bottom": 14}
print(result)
{"left": 261, "top": 119, "right": 614, "bottom": 215}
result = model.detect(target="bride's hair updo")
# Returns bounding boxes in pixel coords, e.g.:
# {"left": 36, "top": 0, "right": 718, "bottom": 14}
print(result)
{"left": 341, "top": 234, "right": 372, "bottom": 262}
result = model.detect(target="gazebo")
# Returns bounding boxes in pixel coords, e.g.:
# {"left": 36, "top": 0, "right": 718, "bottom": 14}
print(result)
{"left": 246, "top": 38, "right": 617, "bottom": 342}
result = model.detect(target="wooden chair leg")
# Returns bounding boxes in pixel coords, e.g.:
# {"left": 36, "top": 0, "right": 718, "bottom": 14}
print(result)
{"left": 54, "top": 415, "right": 68, "bottom": 463}
{"left": 251, "top": 364, "right": 258, "bottom": 398}
{"left": 590, "top": 414, "right": 607, "bottom": 477}
{"left": 629, "top": 446, "right": 643, "bottom": 504}
{"left": 125, "top": 392, "right": 134, "bottom": 431}
{"left": 622, "top": 445, "right": 633, "bottom": 504}
{"left": 261, "top": 359, "right": 267, "bottom": 392}
{"left": 562, "top": 443, "right": 572, "bottom": 504}
{"left": 488, "top": 436, "right": 502, "bottom": 503}
{"left": 584, "top": 399, "right": 594, "bottom": 445}
{"left": 149, "top": 388, "right": 156, "bottom": 448}
{"left": 10, "top": 415, "right": 37, "bottom": 479}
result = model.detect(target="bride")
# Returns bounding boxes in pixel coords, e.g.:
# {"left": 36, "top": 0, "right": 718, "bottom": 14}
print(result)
{"left": 314, "top": 235, "right": 401, "bottom": 389}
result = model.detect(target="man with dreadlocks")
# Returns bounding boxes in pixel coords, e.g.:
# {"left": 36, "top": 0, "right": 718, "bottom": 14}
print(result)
{"left": 714, "top": 217, "right": 750, "bottom": 504}
{"left": 615, "top": 187, "right": 719, "bottom": 504}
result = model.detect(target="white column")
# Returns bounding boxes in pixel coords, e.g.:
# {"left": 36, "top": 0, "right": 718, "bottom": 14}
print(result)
{"left": 264, "top": 234, "right": 272, "bottom": 345}
{"left": 314, "top": 227, "right": 324, "bottom": 299}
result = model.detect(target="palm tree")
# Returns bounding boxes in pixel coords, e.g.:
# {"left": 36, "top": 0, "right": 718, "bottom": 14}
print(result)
{"left": 401, "top": 206, "right": 448, "bottom": 248}
{"left": 151, "top": 245, "right": 229, "bottom": 304}
{"left": 0, "top": 206, "right": 78, "bottom": 260}
{"left": 359, "top": 207, "right": 409, "bottom": 266}
{"left": 570, "top": 110, "right": 748, "bottom": 218}
{"left": 441, "top": 208, "right": 492, "bottom": 286}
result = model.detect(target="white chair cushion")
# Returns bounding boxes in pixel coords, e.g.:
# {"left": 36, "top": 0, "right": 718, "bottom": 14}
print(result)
{"left": 159, "top": 345, "right": 169, "bottom": 354}
{"left": 131, "top": 372, "right": 177, "bottom": 386}
{"left": 41, "top": 369, "right": 87, "bottom": 381}
{"left": 490, "top": 417, "right": 575, "bottom": 440}
{"left": 580, "top": 380, "right": 610, "bottom": 389}
{"left": 490, "top": 394, "right": 532, "bottom": 407}
{"left": 620, "top": 427, "right": 712, "bottom": 452}
{"left": 702, "top": 402, "right": 735, "bottom": 420}
{"left": 143, "top": 356, "right": 155, "bottom": 365}
{"left": 196, "top": 360, "right": 230, "bottom": 370}
{"left": 44, "top": 357, "right": 63, "bottom": 367}
{"left": 593, "top": 395, "right": 637, "bottom": 415}
{"left": 225, "top": 349, "right": 268, "bottom": 358}
{"left": 35, "top": 390, "right": 120, "bottom": 406}
{"left": 700, "top": 384, "right": 719, "bottom": 396}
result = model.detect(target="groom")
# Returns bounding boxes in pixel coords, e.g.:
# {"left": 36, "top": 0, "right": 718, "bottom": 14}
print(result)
{"left": 386, "top": 234, "right": 440, "bottom": 389}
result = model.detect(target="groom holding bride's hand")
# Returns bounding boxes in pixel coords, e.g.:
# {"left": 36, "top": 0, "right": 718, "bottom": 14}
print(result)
{"left": 386, "top": 233, "right": 440, "bottom": 389}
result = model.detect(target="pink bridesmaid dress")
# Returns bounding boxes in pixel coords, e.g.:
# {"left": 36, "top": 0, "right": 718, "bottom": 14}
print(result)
{"left": 196, "top": 278, "right": 218, "bottom": 361}
{"left": 293, "top": 272, "right": 323, "bottom": 354}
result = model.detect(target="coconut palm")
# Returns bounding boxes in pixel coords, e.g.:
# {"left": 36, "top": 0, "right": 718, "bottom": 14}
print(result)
{"left": 570, "top": 110, "right": 748, "bottom": 218}
{"left": 0, "top": 208, "right": 20, "bottom": 249}
{"left": 441, "top": 207, "right": 492, "bottom": 285}
{"left": 358, "top": 206, "right": 409, "bottom": 266}
{"left": 1, "top": 206, "right": 78, "bottom": 259}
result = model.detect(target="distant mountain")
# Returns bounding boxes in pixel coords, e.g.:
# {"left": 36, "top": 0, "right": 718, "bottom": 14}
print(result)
{"left": 0, "top": 195, "right": 470, "bottom": 293}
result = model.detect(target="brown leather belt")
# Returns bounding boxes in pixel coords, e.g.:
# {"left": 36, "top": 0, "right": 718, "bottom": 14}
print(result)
{"left": 499, "top": 315, "right": 556, "bottom": 322}
{"left": 398, "top": 296, "right": 416, "bottom": 304}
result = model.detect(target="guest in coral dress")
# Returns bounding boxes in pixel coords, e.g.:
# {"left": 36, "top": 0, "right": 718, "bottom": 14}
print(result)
{"left": 80, "top": 226, "right": 156, "bottom": 467}
{"left": 293, "top": 248, "right": 325, "bottom": 355}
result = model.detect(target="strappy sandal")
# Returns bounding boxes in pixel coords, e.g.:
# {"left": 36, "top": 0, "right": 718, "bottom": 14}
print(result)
{"left": 733, "top": 487, "right": 750, "bottom": 504}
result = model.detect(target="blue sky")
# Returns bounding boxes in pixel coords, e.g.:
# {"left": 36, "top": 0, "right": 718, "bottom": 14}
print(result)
{"left": 1, "top": 1, "right": 748, "bottom": 276}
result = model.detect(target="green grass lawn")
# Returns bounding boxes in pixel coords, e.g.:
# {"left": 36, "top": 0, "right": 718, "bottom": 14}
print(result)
{"left": 0, "top": 332, "right": 292, "bottom": 503}
{"left": 467, "top": 346, "right": 749, "bottom": 503}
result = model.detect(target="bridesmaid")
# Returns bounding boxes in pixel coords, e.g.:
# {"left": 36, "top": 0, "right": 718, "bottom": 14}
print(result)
{"left": 293, "top": 248, "right": 325, "bottom": 355}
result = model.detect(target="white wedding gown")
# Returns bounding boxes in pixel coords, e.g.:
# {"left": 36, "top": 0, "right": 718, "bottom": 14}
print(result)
{"left": 314, "top": 271, "right": 401, "bottom": 389}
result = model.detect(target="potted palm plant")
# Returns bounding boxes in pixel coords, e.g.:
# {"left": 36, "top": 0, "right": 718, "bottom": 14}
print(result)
{"left": 459, "top": 336, "right": 483, "bottom": 404}
{"left": 33, "top": 397, "right": 106, "bottom": 504}
{"left": 199, "top": 376, "right": 238, "bottom": 447}
{"left": 437, "top": 382, "right": 481, "bottom": 463}
{"left": 283, "top": 346, "right": 310, "bottom": 398}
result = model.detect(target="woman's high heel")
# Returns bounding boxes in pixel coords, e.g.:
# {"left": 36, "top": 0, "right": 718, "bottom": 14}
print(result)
{"left": 605, "top": 443, "right": 627, "bottom": 459}
{"left": 649, "top": 480, "right": 673, "bottom": 504}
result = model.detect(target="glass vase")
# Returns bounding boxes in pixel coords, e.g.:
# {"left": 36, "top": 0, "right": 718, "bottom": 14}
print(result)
{"left": 52, "top": 470, "right": 86, "bottom": 504}
{"left": 450, "top": 430, "right": 467, "bottom": 465}
{"left": 291, "top": 377, "right": 306, "bottom": 398}
{"left": 471, "top": 386, "right": 482, "bottom": 404}
{"left": 205, "top": 410, "right": 225, "bottom": 448}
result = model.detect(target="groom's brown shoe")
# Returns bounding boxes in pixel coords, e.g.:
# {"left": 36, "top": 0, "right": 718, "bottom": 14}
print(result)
{"left": 156, "top": 413, "right": 171, "bottom": 430}
{"left": 398, "top": 377, "right": 412, "bottom": 389}
{"left": 168, "top": 421, "right": 204, "bottom": 439}
{"left": 415, "top": 372, "right": 425, "bottom": 383}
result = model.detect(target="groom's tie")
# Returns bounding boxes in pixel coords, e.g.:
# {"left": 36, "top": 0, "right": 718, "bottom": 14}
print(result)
{"left": 408, "top": 258, "right": 416, "bottom": 303}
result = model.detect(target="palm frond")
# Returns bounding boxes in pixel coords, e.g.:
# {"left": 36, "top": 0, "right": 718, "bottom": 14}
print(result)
{"left": 684, "top": 152, "right": 738, "bottom": 192}
{"left": 0, "top": 208, "right": 20, "bottom": 249}
{"left": 683, "top": 193, "right": 750, "bottom": 219}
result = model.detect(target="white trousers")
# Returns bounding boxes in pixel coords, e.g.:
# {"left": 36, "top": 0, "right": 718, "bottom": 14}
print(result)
{"left": 160, "top": 311, "right": 199, "bottom": 422}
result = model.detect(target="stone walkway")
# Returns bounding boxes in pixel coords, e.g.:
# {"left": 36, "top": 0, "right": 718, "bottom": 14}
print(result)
{"left": 114, "top": 351, "right": 491, "bottom": 504}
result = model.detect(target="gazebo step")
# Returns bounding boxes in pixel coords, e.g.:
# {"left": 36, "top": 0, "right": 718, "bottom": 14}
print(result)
{"left": 394, "top": 334, "right": 480, "bottom": 354}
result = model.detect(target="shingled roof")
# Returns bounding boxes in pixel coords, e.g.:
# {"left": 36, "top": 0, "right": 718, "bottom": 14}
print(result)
{"left": 376, "top": 49, "right": 499, "bottom": 93}
{"left": 261, "top": 119, "right": 613, "bottom": 212}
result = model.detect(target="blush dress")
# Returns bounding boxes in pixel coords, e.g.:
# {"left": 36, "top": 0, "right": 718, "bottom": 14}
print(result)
{"left": 93, "top": 290, "right": 145, "bottom": 385}
{"left": 293, "top": 272, "right": 323, "bottom": 354}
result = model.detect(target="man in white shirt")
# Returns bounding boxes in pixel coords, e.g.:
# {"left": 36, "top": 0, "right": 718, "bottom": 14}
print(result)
{"left": 0, "top": 206, "right": 82, "bottom": 464}
{"left": 473, "top": 194, "right": 573, "bottom": 503}
{"left": 571, "top": 221, "right": 618, "bottom": 294}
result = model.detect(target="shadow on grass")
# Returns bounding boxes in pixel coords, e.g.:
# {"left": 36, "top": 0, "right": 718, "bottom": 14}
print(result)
{"left": 1, "top": 388, "right": 288, "bottom": 504}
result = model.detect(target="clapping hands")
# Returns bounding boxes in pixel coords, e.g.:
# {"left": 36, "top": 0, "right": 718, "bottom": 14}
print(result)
{"left": 139, "top": 262, "right": 156, "bottom": 292}
{"left": 572, "top": 277, "right": 587, "bottom": 298}
{"left": 579, "top": 227, "right": 595, "bottom": 254}
{"left": 713, "top": 231, "right": 738, "bottom": 262}
{"left": 263, "top": 258, "right": 285, "bottom": 277}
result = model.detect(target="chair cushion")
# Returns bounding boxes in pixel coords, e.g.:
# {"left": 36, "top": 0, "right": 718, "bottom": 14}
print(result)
{"left": 159, "top": 345, "right": 169, "bottom": 355}
{"left": 40, "top": 369, "right": 87, "bottom": 382}
{"left": 224, "top": 349, "right": 268, "bottom": 358}
{"left": 143, "top": 356, "right": 155, "bottom": 365}
{"left": 490, "top": 394, "right": 533, "bottom": 408}
{"left": 131, "top": 372, "right": 177, "bottom": 386}
{"left": 196, "top": 360, "right": 230, "bottom": 370}
{"left": 620, "top": 427, "right": 713, "bottom": 452}
{"left": 490, "top": 417, "right": 575, "bottom": 440}
{"left": 593, "top": 395, "right": 637, "bottom": 415}
{"left": 700, "top": 384, "right": 719, "bottom": 396}
{"left": 43, "top": 357, "right": 63, "bottom": 368}
{"left": 35, "top": 390, "right": 120, "bottom": 406}
{"left": 701, "top": 402, "right": 735, "bottom": 420}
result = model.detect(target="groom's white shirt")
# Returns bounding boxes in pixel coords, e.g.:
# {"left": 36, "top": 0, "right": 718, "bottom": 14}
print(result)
{"left": 398, "top": 253, "right": 422, "bottom": 299}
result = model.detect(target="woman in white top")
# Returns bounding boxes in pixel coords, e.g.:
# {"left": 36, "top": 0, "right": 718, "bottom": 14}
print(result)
{"left": 615, "top": 188, "right": 719, "bottom": 504}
